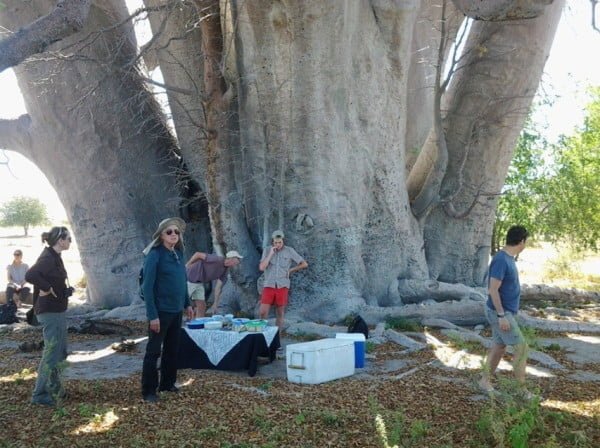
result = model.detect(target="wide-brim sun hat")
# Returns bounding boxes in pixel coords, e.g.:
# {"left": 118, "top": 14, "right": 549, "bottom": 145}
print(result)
{"left": 143, "top": 217, "right": 186, "bottom": 255}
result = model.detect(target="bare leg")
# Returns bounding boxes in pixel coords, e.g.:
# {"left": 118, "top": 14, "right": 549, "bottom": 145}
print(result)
{"left": 479, "top": 343, "right": 506, "bottom": 390}
{"left": 259, "top": 303, "right": 271, "bottom": 320}
{"left": 195, "top": 301, "right": 206, "bottom": 318}
{"left": 275, "top": 306, "right": 285, "bottom": 334}
{"left": 513, "top": 342, "right": 529, "bottom": 385}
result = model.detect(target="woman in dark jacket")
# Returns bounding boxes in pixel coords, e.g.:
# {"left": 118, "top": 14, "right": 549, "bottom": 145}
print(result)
{"left": 25, "top": 226, "right": 72, "bottom": 407}
{"left": 141, "top": 217, "right": 193, "bottom": 403}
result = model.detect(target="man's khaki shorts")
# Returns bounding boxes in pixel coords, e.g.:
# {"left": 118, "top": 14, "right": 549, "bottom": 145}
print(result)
{"left": 187, "top": 282, "right": 205, "bottom": 301}
{"left": 485, "top": 306, "right": 525, "bottom": 346}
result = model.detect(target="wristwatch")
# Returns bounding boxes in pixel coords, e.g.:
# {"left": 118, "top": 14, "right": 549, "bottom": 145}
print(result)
{"left": 497, "top": 313, "right": 505, "bottom": 318}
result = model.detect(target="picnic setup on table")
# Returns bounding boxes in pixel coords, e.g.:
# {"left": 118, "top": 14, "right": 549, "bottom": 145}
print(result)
{"left": 176, "top": 313, "right": 367, "bottom": 383}
{"left": 176, "top": 315, "right": 280, "bottom": 377}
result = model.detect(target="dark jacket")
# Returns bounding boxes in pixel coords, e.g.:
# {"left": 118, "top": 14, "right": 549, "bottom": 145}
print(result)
{"left": 142, "top": 245, "right": 190, "bottom": 321}
{"left": 25, "top": 247, "right": 68, "bottom": 314}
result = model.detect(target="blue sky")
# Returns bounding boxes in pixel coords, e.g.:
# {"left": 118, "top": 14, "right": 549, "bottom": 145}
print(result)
{"left": 0, "top": 2, "right": 599, "bottom": 221}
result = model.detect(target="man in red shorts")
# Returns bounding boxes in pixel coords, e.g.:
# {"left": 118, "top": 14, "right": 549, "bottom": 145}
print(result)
{"left": 259, "top": 230, "right": 308, "bottom": 334}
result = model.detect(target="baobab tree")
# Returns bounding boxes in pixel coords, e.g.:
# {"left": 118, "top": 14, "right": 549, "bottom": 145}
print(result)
{"left": 0, "top": 0, "right": 565, "bottom": 323}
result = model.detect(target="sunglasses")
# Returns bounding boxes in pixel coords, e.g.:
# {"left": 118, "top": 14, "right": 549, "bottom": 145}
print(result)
{"left": 14, "top": 253, "right": 22, "bottom": 256}
{"left": 164, "top": 228, "right": 180, "bottom": 236}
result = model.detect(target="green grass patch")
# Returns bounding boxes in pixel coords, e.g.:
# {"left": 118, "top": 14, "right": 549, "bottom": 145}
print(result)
{"left": 385, "top": 316, "right": 422, "bottom": 332}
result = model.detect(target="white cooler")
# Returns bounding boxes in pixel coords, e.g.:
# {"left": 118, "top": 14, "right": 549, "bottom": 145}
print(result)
{"left": 286, "top": 338, "right": 355, "bottom": 384}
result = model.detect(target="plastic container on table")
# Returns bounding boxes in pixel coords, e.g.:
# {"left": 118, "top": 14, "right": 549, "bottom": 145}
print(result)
{"left": 335, "top": 333, "right": 366, "bottom": 368}
{"left": 245, "top": 319, "right": 268, "bottom": 332}
{"left": 186, "top": 318, "right": 212, "bottom": 330}
{"left": 286, "top": 338, "right": 355, "bottom": 384}
{"left": 204, "top": 320, "right": 223, "bottom": 330}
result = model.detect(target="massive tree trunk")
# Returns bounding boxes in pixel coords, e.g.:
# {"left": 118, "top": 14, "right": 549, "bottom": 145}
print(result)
{"left": 421, "top": 0, "right": 564, "bottom": 286}
{"left": 224, "top": 1, "right": 431, "bottom": 321}
{"left": 0, "top": 0, "right": 184, "bottom": 307}
{"left": 0, "top": 0, "right": 566, "bottom": 324}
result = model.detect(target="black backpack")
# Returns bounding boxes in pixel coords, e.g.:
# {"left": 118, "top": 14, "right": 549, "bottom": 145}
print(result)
{"left": 138, "top": 267, "right": 145, "bottom": 301}
{"left": 348, "top": 314, "right": 369, "bottom": 339}
{"left": 138, "top": 248, "right": 165, "bottom": 301}
{"left": 0, "top": 301, "right": 19, "bottom": 325}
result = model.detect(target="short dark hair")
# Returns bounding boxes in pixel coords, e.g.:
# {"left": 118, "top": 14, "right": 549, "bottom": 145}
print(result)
{"left": 506, "top": 226, "right": 528, "bottom": 246}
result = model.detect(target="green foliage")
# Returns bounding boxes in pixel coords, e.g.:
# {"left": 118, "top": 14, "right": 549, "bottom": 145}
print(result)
{"left": 476, "top": 389, "right": 542, "bottom": 448}
{"left": 0, "top": 196, "right": 49, "bottom": 236}
{"left": 493, "top": 119, "right": 549, "bottom": 253}
{"left": 495, "top": 88, "right": 600, "bottom": 252}
{"left": 520, "top": 326, "right": 540, "bottom": 350}
{"left": 385, "top": 316, "right": 422, "bottom": 332}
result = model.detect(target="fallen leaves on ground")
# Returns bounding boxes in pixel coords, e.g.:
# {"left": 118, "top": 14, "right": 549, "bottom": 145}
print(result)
{"left": 0, "top": 318, "right": 598, "bottom": 448}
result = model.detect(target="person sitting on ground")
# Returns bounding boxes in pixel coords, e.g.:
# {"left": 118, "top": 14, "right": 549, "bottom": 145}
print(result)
{"left": 259, "top": 230, "right": 308, "bottom": 334}
{"left": 186, "top": 250, "right": 243, "bottom": 318}
{"left": 6, "top": 249, "right": 30, "bottom": 307}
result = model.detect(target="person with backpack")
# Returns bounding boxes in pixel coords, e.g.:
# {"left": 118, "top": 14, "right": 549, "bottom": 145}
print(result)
{"left": 25, "top": 226, "right": 74, "bottom": 406}
{"left": 6, "top": 249, "right": 30, "bottom": 307}
{"left": 140, "top": 217, "right": 193, "bottom": 403}
{"left": 185, "top": 250, "right": 243, "bottom": 317}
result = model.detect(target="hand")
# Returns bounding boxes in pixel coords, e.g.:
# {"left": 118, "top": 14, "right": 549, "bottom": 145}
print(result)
{"left": 39, "top": 289, "right": 52, "bottom": 297}
{"left": 499, "top": 317, "right": 510, "bottom": 332}
{"left": 269, "top": 246, "right": 277, "bottom": 256}
{"left": 185, "top": 306, "right": 194, "bottom": 320}
{"left": 206, "top": 305, "right": 216, "bottom": 315}
{"left": 149, "top": 318, "right": 160, "bottom": 333}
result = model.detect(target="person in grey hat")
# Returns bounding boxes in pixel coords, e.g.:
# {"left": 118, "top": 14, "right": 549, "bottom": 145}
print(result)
{"left": 185, "top": 249, "right": 243, "bottom": 317}
{"left": 259, "top": 230, "right": 308, "bottom": 334}
{"left": 140, "top": 217, "right": 193, "bottom": 403}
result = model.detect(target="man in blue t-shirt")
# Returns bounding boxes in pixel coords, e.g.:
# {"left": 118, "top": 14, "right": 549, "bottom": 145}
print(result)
{"left": 479, "top": 226, "right": 532, "bottom": 397}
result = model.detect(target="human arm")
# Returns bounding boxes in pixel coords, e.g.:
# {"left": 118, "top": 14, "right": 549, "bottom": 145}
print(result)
{"left": 186, "top": 251, "right": 207, "bottom": 268}
{"left": 207, "top": 279, "right": 224, "bottom": 314}
{"left": 287, "top": 248, "right": 308, "bottom": 277}
{"left": 25, "top": 256, "right": 56, "bottom": 297}
{"left": 288, "top": 260, "right": 308, "bottom": 276}
{"left": 488, "top": 277, "right": 510, "bottom": 331}
{"left": 259, "top": 247, "right": 276, "bottom": 272}
{"left": 142, "top": 250, "right": 160, "bottom": 330}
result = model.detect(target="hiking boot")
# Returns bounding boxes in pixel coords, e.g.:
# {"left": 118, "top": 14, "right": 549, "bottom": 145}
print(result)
{"left": 158, "top": 385, "right": 179, "bottom": 393}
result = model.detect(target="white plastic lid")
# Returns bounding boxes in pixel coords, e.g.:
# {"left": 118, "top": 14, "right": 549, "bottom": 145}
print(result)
{"left": 335, "top": 333, "right": 366, "bottom": 341}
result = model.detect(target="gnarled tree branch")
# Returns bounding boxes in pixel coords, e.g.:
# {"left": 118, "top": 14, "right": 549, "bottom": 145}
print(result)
{"left": 451, "top": 0, "right": 553, "bottom": 21}
{"left": 0, "top": 0, "right": 92, "bottom": 73}
{"left": 0, "top": 115, "right": 33, "bottom": 155}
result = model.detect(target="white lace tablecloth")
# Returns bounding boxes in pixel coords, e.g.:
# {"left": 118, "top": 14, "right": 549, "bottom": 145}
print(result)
{"left": 183, "top": 326, "right": 279, "bottom": 365}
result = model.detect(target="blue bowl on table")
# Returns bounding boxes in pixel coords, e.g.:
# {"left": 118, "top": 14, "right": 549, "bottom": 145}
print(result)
{"left": 187, "top": 318, "right": 212, "bottom": 329}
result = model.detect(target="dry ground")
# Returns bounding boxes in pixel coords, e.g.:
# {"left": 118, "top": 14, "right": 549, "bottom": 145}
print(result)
{"left": 1, "top": 317, "right": 599, "bottom": 448}
{"left": 0, "top": 227, "right": 599, "bottom": 447}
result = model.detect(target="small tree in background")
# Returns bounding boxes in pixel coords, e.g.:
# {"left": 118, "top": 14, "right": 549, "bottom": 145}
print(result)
{"left": 495, "top": 89, "right": 600, "bottom": 253}
{"left": 0, "top": 196, "right": 48, "bottom": 236}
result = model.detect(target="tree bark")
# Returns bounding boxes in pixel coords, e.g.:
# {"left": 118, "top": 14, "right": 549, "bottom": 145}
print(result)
{"left": 0, "top": 0, "right": 183, "bottom": 307}
{"left": 0, "top": 0, "right": 92, "bottom": 73}
{"left": 223, "top": 0, "right": 432, "bottom": 320}
{"left": 451, "top": 0, "right": 553, "bottom": 21}
{"left": 422, "top": 0, "right": 565, "bottom": 286}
